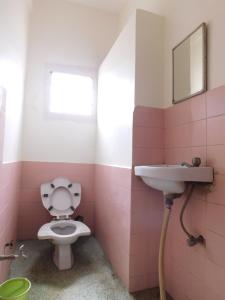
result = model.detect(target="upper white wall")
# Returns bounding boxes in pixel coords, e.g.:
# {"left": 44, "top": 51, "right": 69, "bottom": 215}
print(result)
{"left": 121, "top": 0, "right": 225, "bottom": 108}
{"left": 163, "top": 0, "right": 225, "bottom": 107}
{"left": 135, "top": 10, "right": 164, "bottom": 108}
{"left": 96, "top": 14, "right": 136, "bottom": 168}
{"left": 120, "top": 0, "right": 166, "bottom": 29}
{"left": 0, "top": 0, "right": 30, "bottom": 162}
{"left": 22, "top": 0, "right": 119, "bottom": 163}
{"left": 67, "top": 0, "right": 128, "bottom": 13}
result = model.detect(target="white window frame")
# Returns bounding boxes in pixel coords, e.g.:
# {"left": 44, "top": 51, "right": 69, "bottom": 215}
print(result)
{"left": 45, "top": 64, "right": 97, "bottom": 122}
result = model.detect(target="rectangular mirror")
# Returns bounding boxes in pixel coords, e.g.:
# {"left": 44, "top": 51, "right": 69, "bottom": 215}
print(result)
{"left": 173, "top": 23, "right": 207, "bottom": 103}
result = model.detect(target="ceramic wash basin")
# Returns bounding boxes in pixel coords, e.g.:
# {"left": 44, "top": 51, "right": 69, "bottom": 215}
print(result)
{"left": 134, "top": 164, "right": 214, "bottom": 195}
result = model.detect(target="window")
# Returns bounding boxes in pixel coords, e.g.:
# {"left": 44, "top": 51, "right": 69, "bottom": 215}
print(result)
{"left": 47, "top": 66, "right": 96, "bottom": 120}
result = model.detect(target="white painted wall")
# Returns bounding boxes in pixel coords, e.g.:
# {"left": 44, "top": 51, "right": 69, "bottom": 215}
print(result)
{"left": 96, "top": 14, "right": 136, "bottom": 168}
{"left": 135, "top": 10, "right": 164, "bottom": 108}
{"left": 22, "top": 0, "right": 119, "bottom": 163}
{"left": 121, "top": 0, "right": 225, "bottom": 107}
{"left": 0, "top": 0, "right": 30, "bottom": 162}
{"left": 120, "top": 0, "right": 167, "bottom": 30}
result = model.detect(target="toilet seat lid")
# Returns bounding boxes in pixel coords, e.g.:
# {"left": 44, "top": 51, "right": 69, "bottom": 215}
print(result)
{"left": 40, "top": 177, "right": 81, "bottom": 217}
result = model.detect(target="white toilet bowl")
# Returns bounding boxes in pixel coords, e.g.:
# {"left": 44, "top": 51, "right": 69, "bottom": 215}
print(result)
{"left": 37, "top": 177, "right": 91, "bottom": 270}
{"left": 38, "top": 219, "right": 90, "bottom": 270}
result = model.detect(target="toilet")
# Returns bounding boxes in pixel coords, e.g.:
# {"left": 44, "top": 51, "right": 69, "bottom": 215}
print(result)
{"left": 37, "top": 177, "right": 91, "bottom": 270}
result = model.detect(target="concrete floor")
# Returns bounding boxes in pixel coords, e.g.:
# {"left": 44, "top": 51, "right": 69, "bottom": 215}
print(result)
{"left": 10, "top": 237, "right": 172, "bottom": 300}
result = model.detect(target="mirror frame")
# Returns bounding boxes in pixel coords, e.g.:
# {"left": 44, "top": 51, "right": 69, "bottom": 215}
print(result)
{"left": 172, "top": 23, "right": 207, "bottom": 104}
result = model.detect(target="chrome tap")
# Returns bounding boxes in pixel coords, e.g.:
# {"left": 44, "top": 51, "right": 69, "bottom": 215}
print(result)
{"left": 0, "top": 245, "right": 27, "bottom": 261}
{"left": 181, "top": 157, "right": 201, "bottom": 168}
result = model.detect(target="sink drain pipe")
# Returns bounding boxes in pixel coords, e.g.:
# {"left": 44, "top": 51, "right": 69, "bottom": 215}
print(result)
{"left": 159, "top": 195, "right": 175, "bottom": 300}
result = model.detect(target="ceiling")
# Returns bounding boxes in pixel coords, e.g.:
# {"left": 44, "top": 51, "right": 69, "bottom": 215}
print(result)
{"left": 66, "top": 0, "right": 129, "bottom": 13}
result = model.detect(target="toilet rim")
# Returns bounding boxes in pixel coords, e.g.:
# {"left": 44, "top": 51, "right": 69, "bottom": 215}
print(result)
{"left": 50, "top": 221, "right": 77, "bottom": 236}
{"left": 38, "top": 220, "right": 91, "bottom": 239}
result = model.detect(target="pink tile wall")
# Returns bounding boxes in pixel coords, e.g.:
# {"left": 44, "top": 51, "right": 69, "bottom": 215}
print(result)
{"left": 18, "top": 162, "right": 95, "bottom": 240}
{"left": 0, "top": 162, "right": 22, "bottom": 282}
{"left": 130, "top": 106, "right": 164, "bottom": 292}
{"left": 133, "top": 107, "right": 164, "bottom": 166}
{"left": 0, "top": 93, "right": 22, "bottom": 283}
{"left": 164, "top": 86, "right": 225, "bottom": 299}
{"left": 94, "top": 107, "right": 165, "bottom": 292}
{"left": 94, "top": 165, "right": 132, "bottom": 288}
{"left": 131, "top": 91, "right": 225, "bottom": 298}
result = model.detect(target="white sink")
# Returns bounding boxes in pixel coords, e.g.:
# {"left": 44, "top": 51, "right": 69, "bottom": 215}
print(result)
{"left": 134, "top": 165, "right": 214, "bottom": 195}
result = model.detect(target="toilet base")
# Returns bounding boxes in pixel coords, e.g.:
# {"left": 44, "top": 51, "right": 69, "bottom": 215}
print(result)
{"left": 53, "top": 244, "right": 74, "bottom": 270}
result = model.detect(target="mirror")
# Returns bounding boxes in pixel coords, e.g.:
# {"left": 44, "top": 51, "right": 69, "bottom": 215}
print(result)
{"left": 173, "top": 23, "right": 207, "bottom": 103}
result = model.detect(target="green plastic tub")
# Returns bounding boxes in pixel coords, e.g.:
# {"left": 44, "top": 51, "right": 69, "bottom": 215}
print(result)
{"left": 0, "top": 278, "right": 31, "bottom": 300}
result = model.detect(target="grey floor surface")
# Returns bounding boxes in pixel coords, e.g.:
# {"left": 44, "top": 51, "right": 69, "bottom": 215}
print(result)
{"left": 10, "top": 237, "right": 172, "bottom": 300}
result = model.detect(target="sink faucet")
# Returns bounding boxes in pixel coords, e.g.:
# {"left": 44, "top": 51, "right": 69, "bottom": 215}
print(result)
{"left": 180, "top": 162, "right": 193, "bottom": 167}
{"left": 181, "top": 157, "right": 201, "bottom": 168}
{"left": 0, "top": 245, "right": 27, "bottom": 261}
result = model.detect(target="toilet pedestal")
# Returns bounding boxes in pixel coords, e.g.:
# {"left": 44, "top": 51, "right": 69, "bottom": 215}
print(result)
{"left": 38, "top": 178, "right": 91, "bottom": 270}
{"left": 53, "top": 244, "right": 74, "bottom": 270}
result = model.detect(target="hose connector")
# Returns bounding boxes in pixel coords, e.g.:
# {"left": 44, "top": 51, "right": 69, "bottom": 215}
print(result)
{"left": 187, "top": 235, "right": 205, "bottom": 247}
{"left": 164, "top": 193, "right": 182, "bottom": 209}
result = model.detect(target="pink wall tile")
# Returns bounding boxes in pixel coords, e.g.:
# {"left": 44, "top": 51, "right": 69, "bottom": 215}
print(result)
{"left": 0, "top": 163, "right": 21, "bottom": 283}
{"left": 207, "top": 114, "right": 225, "bottom": 145}
{"left": 167, "top": 263, "right": 190, "bottom": 300}
{"left": 203, "top": 287, "right": 224, "bottom": 300}
{"left": 207, "top": 145, "right": 225, "bottom": 175}
{"left": 131, "top": 189, "right": 163, "bottom": 235}
{"left": 18, "top": 162, "right": 95, "bottom": 240}
{"left": 133, "top": 106, "right": 164, "bottom": 128}
{"left": 133, "top": 147, "right": 164, "bottom": 166}
{"left": 190, "top": 94, "right": 206, "bottom": 121}
{"left": 185, "top": 272, "right": 205, "bottom": 300}
{"left": 165, "top": 94, "right": 206, "bottom": 129}
{"left": 206, "top": 174, "right": 225, "bottom": 205}
{"left": 166, "top": 100, "right": 191, "bottom": 127}
{"left": 205, "top": 230, "right": 225, "bottom": 269}
{"left": 21, "top": 162, "right": 94, "bottom": 190}
{"left": 191, "top": 120, "right": 206, "bottom": 146}
{"left": 20, "top": 188, "right": 40, "bottom": 202}
{"left": 206, "top": 203, "right": 225, "bottom": 236}
{"left": 166, "top": 123, "right": 192, "bottom": 148}
{"left": 129, "top": 233, "right": 159, "bottom": 289}
{"left": 206, "top": 85, "right": 225, "bottom": 118}
{"left": 133, "top": 126, "right": 164, "bottom": 149}
{"left": 204, "top": 259, "right": 225, "bottom": 297}
{"left": 165, "top": 147, "right": 192, "bottom": 164}
{"left": 129, "top": 275, "right": 154, "bottom": 293}
{"left": 0, "top": 111, "right": 5, "bottom": 163}
{"left": 94, "top": 164, "right": 131, "bottom": 290}
{"left": 130, "top": 106, "right": 165, "bottom": 292}
{"left": 164, "top": 106, "right": 176, "bottom": 129}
